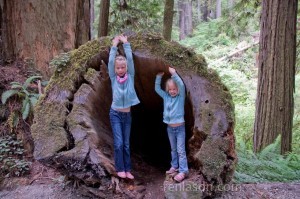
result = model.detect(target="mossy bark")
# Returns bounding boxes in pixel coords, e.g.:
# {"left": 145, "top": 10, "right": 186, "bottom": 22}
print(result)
{"left": 31, "top": 32, "right": 236, "bottom": 198}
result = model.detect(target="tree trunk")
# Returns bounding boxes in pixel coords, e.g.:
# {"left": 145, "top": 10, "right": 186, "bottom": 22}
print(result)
{"left": 186, "top": 1, "right": 193, "bottom": 36}
{"left": 179, "top": 0, "right": 192, "bottom": 40}
{"left": 31, "top": 33, "right": 236, "bottom": 197}
{"left": 201, "top": 0, "right": 208, "bottom": 22}
{"left": 98, "top": 0, "right": 110, "bottom": 37}
{"left": 197, "top": 0, "right": 201, "bottom": 23}
{"left": 0, "top": 0, "right": 90, "bottom": 77}
{"left": 216, "top": 0, "right": 222, "bottom": 18}
{"left": 90, "top": 0, "right": 94, "bottom": 39}
{"left": 163, "top": 0, "right": 174, "bottom": 41}
{"left": 178, "top": 0, "right": 186, "bottom": 40}
{"left": 254, "top": 0, "right": 297, "bottom": 154}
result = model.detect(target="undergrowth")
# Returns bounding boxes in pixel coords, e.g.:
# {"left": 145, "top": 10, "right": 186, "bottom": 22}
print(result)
{"left": 179, "top": 19, "right": 300, "bottom": 183}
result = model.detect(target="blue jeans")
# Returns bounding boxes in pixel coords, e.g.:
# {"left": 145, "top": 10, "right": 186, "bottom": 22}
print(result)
{"left": 109, "top": 108, "right": 132, "bottom": 172}
{"left": 167, "top": 124, "right": 189, "bottom": 174}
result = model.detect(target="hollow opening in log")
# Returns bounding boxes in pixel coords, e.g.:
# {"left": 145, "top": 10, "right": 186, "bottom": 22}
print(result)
{"left": 130, "top": 95, "right": 194, "bottom": 169}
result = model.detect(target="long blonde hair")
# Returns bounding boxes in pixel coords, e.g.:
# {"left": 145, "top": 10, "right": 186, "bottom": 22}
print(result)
{"left": 114, "top": 55, "right": 128, "bottom": 73}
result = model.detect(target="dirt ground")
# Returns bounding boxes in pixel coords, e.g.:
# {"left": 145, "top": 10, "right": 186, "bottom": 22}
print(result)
{"left": 0, "top": 161, "right": 300, "bottom": 199}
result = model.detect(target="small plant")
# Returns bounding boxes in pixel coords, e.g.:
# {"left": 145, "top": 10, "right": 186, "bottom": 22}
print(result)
{"left": 234, "top": 136, "right": 300, "bottom": 183}
{"left": 0, "top": 135, "right": 31, "bottom": 178}
{"left": 1, "top": 76, "right": 42, "bottom": 121}
{"left": 49, "top": 52, "right": 70, "bottom": 72}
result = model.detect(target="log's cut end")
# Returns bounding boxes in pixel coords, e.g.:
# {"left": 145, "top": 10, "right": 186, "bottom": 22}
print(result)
{"left": 31, "top": 32, "right": 236, "bottom": 197}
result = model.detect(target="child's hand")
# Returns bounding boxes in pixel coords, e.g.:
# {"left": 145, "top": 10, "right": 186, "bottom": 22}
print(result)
{"left": 157, "top": 72, "right": 165, "bottom": 76}
{"left": 119, "top": 35, "right": 128, "bottom": 43}
{"left": 169, "top": 67, "right": 176, "bottom": 75}
{"left": 112, "top": 36, "right": 119, "bottom": 47}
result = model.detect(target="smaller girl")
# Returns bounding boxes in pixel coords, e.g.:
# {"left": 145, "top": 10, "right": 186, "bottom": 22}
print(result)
{"left": 155, "top": 66, "right": 189, "bottom": 182}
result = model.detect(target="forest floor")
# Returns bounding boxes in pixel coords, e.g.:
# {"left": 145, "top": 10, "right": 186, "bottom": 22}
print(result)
{"left": 0, "top": 161, "right": 300, "bottom": 199}
{"left": 1, "top": 63, "right": 300, "bottom": 199}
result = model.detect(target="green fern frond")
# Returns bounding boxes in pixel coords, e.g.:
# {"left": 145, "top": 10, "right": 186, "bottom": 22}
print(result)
{"left": 1, "top": 90, "right": 19, "bottom": 104}
{"left": 22, "top": 101, "right": 30, "bottom": 120}
{"left": 23, "top": 76, "right": 42, "bottom": 89}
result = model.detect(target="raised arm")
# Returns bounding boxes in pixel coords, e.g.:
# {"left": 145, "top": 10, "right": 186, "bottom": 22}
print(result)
{"left": 169, "top": 67, "right": 185, "bottom": 97}
{"left": 108, "top": 36, "right": 120, "bottom": 78}
{"left": 155, "top": 73, "right": 166, "bottom": 98}
{"left": 119, "top": 35, "right": 134, "bottom": 76}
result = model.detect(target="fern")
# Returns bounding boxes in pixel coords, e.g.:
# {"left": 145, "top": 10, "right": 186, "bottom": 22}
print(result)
{"left": 1, "top": 76, "right": 42, "bottom": 129}
{"left": 235, "top": 140, "right": 300, "bottom": 183}
{"left": 1, "top": 90, "right": 19, "bottom": 104}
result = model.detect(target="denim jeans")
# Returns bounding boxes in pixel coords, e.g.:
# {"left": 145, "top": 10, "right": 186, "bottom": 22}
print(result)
{"left": 109, "top": 108, "right": 132, "bottom": 172}
{"left": 167, "top": 124, "right": 189, "bottom": 174}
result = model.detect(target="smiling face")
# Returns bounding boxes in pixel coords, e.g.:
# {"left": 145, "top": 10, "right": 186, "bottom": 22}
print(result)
{"left": 115, "top": 56, "right": 127, "bottom": 76}
{"left": 166, "top": 80, "right": 179, "bottom": 97}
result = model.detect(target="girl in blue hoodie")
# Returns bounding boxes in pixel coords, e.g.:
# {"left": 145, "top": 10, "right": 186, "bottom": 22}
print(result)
{"left": 155, "top": 67, "right": 188, "bottom": 182}
{"left": 108, "top": 35, "right": 140, "bottom": 179}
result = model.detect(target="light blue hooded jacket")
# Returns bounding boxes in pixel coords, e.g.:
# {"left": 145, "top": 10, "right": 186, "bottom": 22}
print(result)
{"left": 108, "top": 43, "right": 140, "bottom": 109}
{"left": 155, "top": 73, "right": 185, "bottom": 124}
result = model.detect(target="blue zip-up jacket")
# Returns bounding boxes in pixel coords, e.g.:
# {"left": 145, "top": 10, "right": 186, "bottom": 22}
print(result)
{"left": 155, "top": 73, "right": 185, "bottom": 124}
{"left": 108, "top": 43, "right": 140, "bottom": 109}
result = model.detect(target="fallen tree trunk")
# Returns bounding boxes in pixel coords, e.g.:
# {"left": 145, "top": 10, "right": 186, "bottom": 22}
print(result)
{"left": 211, "top": 40, "right": 259, "bottom": 65}
{"left": 31, "top": 32, "right": 236, "bottom": 198}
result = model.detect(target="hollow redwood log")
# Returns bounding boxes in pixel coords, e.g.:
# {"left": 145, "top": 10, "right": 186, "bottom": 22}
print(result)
{"left": 31, "top": 32, "right": 236, "bottom": 197}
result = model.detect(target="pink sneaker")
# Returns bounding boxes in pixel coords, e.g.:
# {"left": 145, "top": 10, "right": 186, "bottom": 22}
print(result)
{"left": 125, "top": 172, "right": 134, "bottom": 179}
{"left": 166, "top": 167, "right": 179, "bottom": 174}
{"left": 117, "top": 171, "right": 126, "bottom": 178}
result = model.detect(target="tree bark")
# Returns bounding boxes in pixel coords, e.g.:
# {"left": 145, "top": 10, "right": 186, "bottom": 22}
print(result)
{"left": 178, "top": 0, "right": 192, "bottom": 40}
{"left": 254, "top": 0, "right": 297, "bottom": 154}
{"left": 0, "top": 0, "right": 90, "bottom": 77}
{"left": 197, "top": 0, "right": 201, "bottom": 23}
{"left": 163, "top": 0, "right": 174, "bottom": 41}
{"left": 90, "top": 0, "right": 94, "bottom": 39}
{"left": 186, "top": 1, "right": 193, "bottom": 36}
{"left": 178, "top": 0, "right": 186, "bottom": 40}
{"left": 201, "top": 0, "right": 208, "bottom": 22}
{"left": 216, "top": 0, "right": 222, "bottom": 18}
{"left": 98, "top": 0, "right": 110, "bottom": 37}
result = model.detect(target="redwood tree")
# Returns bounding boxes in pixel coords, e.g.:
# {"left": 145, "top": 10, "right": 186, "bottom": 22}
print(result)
{"left": 0, "top": 0, "right": 90, "bottom": 76}
{"left": 98, "top": 0, "right": 110, "bottom": 37}
{"left": 254, "top": 0, "right": 297, "bottom": 154}
{"left": 178, "top": 0, "right": 193, "bottom": 40}
{"left": 163, "top": 0, "right": 174, "bottom": 41}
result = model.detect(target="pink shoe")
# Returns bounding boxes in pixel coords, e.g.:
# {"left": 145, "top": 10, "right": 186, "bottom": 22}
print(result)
{"left": 166, "top": 167, "right": 179, "bottom": 174}
{"left": 125, "top": 172, "right": 134, "bottom": 179}
{"left": 117, "top": 171, "right": 126, "bottom": 178}
{"left": 174, "top": 173, "right": 186, "bottom": 183}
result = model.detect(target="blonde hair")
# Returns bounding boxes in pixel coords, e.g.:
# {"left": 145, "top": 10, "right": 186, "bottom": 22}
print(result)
{"left": 114, "top": 55, "right": 127, "bottom": 73}
{"left": 165, "top": 79, "right": 178, "bottom": 92}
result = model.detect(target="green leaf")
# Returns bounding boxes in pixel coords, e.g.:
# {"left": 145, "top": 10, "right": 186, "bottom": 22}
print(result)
{"left": 22, "top": 96, "right": 29, "bottom": 113}
{"left": 10, "top": 82, "right": 22, "bottom": 86}
{"left": 10, "top": 84, "right": 23, "bottom": 89}
{"left": 1, "top": 90, "right": 19, "bottom": 104}
{"left": 22, "top": 101, "right": 30, "bottom": 120}
{"left": 29, "top": 96, "right": 38, "bottom": 106}
{"left": 24, "top": 76, "right": 42, "bottom": 89}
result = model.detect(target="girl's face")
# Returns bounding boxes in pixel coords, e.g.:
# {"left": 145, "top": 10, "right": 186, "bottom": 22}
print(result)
{"left": 168, "top": 82, "right": 178, "bottom": 97}
{"left": 115, "top": 62, "right": 127, "bottom": 76}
